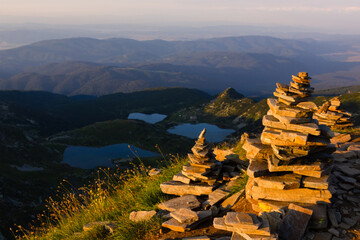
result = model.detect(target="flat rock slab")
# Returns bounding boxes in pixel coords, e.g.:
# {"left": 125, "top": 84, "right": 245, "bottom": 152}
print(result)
{"left": 224, "top": 212, "right": 261, "bottom": 230}
{"left": 237, "top": 216, "right": 271, "bottom": 237}
{"left": 160, "top": 181, "right": 213, "bottom": 196}
{"left": 278, "top": 204, "right": 313, "bottom": 240}
{"left": 297, "top": 101, "right": 318, "bottom": 111}
{"left": 261, "top": 127, "right": 309, "bottom": 146}
{"left": 243, "top": 139, "right": 272, "bottom": 160}
{"left": 254, "top": 173, "right": 301, "bottom": 190}
{"left": 267, "top": 155, "right": 327, "bottom": 173}
{"left": 293, "top": 166, "right": 331, "bottom": 178}
{"left": 208, "top": 188, "right": 230, "bottom": 206}
{"left": 158, "top": 195, "right": 200, "bottom": 212}
{"left": 214, "top": 217, "right": 236, "bottom": 232}
{"left": 173, "top": 172, "right": 191, "bottom": 184}
{"left": 129, "top": 210, "right": 156, "bottom": 222}
{"left": 170, "top": 208, "right": 199, "bottom": 223}
{"left": 162, "top": 210, "right": 212, "bottom": 232}
{"left": 267, "top": 98, "right": 310, "bottom": 118}
{"left": 250, "top": 198, "right": 315, "bottom": 213}
{"left": 331, "top": 133, "right": 351, "bottom": 144}
{"left": 221, "top": 190, "right": 244, "bottom": 209}
{"left": 336, "top": 165, "right": 360, "bottom": 177}
{"left": 263, "top": 114, "right": 320, "bottom": 136}
{"left": 215, "top": 214, "right": 271, "bottom": 237}
{"left": 251, "top": 186, "right": 332, "bottom": 204}
{"left": 303, "top": 175, "right": 330, "bottom": 189}
{"left": 247, "top": 159, "right": 269, "bottom": 178}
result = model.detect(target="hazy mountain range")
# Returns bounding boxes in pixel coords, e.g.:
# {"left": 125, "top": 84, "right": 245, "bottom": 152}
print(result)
{"left": 0, "top": 36, "right": 359, "bottom": 96}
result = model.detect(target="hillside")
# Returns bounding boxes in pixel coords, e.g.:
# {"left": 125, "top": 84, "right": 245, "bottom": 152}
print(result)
{"left": 49, "top": 119, "right": 194, "bottom": 154}
{"left": 0, "top": 87, "right": 211, "bottom": 239}
{"left": 0, "top": 87, "right": 211, "bottom": 134}
{"left": 314, "top": 85, "right": 360, "bottom": 96}
{"left": 166, "top": 88, "right": 268, "bottom": 133}
{"left": 3, "top": 85, "right": 360, "bottom": 239}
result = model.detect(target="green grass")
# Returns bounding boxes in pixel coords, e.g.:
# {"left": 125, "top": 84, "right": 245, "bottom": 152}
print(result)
{"left": 16, "top": 156, "right": 188, "bottom": 240}
{"left": 17, "top": 145, "right": 249, "bottom": 240}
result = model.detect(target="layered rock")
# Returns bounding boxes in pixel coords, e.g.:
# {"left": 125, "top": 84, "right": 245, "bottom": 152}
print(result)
{"left": 235, "top": 72, "right": 337, "bottom": 239}
{"left": 160, "top": 129, "right": 222, "bottom": 196}
{"left": 314, "top": 97, "right": 353, "bottom": 129}
{"left": 159, "top": 129, "right": 246, "bottom": 232}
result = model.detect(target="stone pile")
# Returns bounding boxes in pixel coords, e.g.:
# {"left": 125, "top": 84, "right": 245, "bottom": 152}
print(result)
{"left": 159, "top": 129, "right": 247, "bottom": 233}
{"left": 299, "top": 137, "right": 360, "bottom": 239}
{"left": 160, "top": 129, "right": 222, "bottom": 196}
{"left": 214, "top": 203, "right": 314, "bottom": 240}
{"left": 314, "top": 97, "right": 353, "bottom": 129}
{"left": 236, "top": 72, "right": 337, "bottom": 239}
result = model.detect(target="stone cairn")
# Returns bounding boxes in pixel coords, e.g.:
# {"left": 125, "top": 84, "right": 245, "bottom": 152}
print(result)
{"left": 159, "top": 129, "right": 246, "bottom": 232}
{"left": 160, "top": 129, "right": 221, "bottom": 196}
{"left": 213, "top": 72, "right": 337, "bottom": 240}
{"left": 314, "top": 97, "right": 353, "bottom": 129}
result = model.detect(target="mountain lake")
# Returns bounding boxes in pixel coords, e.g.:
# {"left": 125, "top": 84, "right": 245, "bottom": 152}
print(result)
{"left": 128, "top": 113, "right": 167, "bottom": 124}
{"left": 167, "top": 123, "right": 235, "bottom": 142}
{"left": 63, "top": 144, "right": 159, "bottom": 169}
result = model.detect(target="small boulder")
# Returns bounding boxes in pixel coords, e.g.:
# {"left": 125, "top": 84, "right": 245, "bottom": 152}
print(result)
{"left": 129, "top": 210, "right": 156, "bottom": 222}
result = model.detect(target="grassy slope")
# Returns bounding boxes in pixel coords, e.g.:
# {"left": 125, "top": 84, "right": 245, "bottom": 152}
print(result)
{"left": 19, "top": 154, "right": 248, "bottom": 240}
{"left": 18, "top": 157, "right": 186, "bottom": 240}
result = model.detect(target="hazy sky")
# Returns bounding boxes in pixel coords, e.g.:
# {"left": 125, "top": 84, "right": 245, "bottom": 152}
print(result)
{"left": 1, "top": 0, "right": 360, "bottom": 32}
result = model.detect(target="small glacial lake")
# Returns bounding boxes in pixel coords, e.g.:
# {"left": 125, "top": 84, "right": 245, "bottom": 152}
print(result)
{"left": 63, "top": 144, "right": 159, "bottom": 169}
{"left": 128, "top": 113, "right": 167, "bottom": 124}
{"left": 168, "top": 123, "right": 235, "bottom": 142}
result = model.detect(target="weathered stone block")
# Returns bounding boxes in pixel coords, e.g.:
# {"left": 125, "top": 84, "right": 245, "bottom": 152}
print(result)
{"left": 278, "top": 204, "right": 313, "bottom": 240}
{"left": 170, "top": 208, "right": 199, "bottom": 223}
{"left": 129, "top": 210, "right": 156, "bottom": 222}
{"left": 160, "top": 181, "right": 214, "bottom": 196}
{"left": 251, "top": 186, "right": 332, "bottom": 204}
{"left": 158, "top": 194, "right": 200, "bottom": 211}
{"left": 254, "top": 173, "right": 301, "bottom": 190}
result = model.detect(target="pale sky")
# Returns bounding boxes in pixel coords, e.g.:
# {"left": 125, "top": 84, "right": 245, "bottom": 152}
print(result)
{"left": 1, "top": 0, "right": 360, "bottom": 32}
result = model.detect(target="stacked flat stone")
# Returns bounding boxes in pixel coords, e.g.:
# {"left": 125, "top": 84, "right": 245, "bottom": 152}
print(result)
{"left": 160, "top": 129, "right": 221, "bottom": 196}
{"left": 314, "top": 97, "right": 353, "bottom": 129}
{"left": 243, "top": 72, "right": 335, "bottom": 232}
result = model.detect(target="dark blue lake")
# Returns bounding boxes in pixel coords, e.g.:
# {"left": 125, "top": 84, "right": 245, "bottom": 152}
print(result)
{"left": 128, "top": 113, "right": 167, "bottom": 124}
{"left": 167, "top": 123, "right": 235, "bottom": 142}
{"left": 63, "top": 144, "right": 159, "bottom": 169}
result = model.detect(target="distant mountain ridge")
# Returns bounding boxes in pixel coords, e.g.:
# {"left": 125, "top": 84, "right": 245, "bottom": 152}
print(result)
{"left": 0, "top": 51, "right": 306, "bottom": 95}
{"left": 0, "top": 36, "right": 359, "bottom": 95}
{"left": 0, "top": 36, "right": 347, "bottom": 73}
